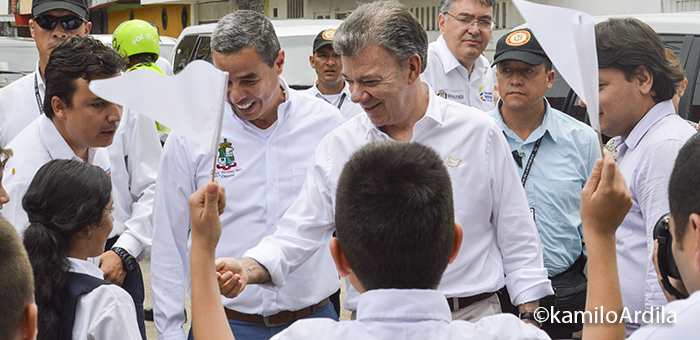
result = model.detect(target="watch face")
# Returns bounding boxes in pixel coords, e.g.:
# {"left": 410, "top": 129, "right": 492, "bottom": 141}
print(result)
{"left": 125, "top": 258, "right": 137, "bottom": 271}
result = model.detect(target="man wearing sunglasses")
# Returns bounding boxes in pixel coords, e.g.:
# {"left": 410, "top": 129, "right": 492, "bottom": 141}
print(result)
{"left": 421, "top": 0, "right": 496, "bottom": 112}
{"left": 0, "top": 0, "right": 91, "bottom": 147}
{"left": 0, "top": 2, "right": 162, "bottom": 339}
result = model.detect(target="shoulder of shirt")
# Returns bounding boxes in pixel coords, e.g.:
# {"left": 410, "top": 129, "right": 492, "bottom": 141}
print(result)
{"left": 0, "top": 72, "right": 35, "bottom": 93}
{"left": 287, "top": 88, "right": 345, "bottom": 124}
{"left": 274, "top": 318, "right": 342, "bottom": 339}
{"left": 437, "top": 95, "right": 496, "bottom": 126}
{"left": 453, "top": 314, "right": 549, "bottom": 338}
{"left": 549, "top": 107, "right": 598, "bottom": 138}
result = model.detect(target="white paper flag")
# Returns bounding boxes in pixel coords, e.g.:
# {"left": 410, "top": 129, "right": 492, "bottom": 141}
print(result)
{"left": 89, "top": 60, "right": 228, "bottom": 151}
{"left": 512, "top": 0, "right": 600, "bottom": 132}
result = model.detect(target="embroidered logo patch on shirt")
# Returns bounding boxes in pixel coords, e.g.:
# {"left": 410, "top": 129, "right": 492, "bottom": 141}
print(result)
{"left": 479, "top": 86, "right": 493, "bottom": 102}
{"left": 446, "top": 156, "right": 462, "bottom": 168}
{"left": 214, "top": 138, "right": 242, "bottom": 179}
{"left": 436, "top": 89, "right": 465, "bottom": 101}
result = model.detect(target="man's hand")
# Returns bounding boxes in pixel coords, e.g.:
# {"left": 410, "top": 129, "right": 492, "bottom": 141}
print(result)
{"left": 215, "top": 258, "right": 249, "bottom": 298}
{"left": 652, "top": 240, "right": 688, "bottom": 302}
{"left": 189, "top": 180, "right": 226, "bottom": 250}
{"left": 580, "top": 151, "right": 632, "bottom": 237}
{"left": 100, "top": 250, "right": 126, "bottom": 286}
{"left": 214, "top": 257, "right": 272, "bottom": 298}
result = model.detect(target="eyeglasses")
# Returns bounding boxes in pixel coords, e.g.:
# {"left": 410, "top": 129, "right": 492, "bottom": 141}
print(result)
{"left": 444, "top": 12, "right": 495, "bottom": 32}
{"left": 33, "top": 15, "right": 87, "bottom": 31}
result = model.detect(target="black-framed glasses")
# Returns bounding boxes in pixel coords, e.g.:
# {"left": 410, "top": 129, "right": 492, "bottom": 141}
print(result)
{"left": 444, "top": 12, "right": 495, "bottom": 32}
{"left": 34, "top": 15, "right": 87, "bottom": 31}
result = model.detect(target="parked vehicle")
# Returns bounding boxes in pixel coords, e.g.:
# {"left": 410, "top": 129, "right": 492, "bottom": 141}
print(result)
{"left": 170, "top": 19, "right": 344, "bottom": 89}
{"left": 0, "top": 37, "right": 39, "bottom": 88}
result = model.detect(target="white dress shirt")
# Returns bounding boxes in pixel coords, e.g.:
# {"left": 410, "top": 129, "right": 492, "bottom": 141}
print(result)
{"left": 609, "top": 100, "right": 697, "bottom": 333}
{"left": 0, "top": 63, "right": 43, "bottom": 147}
{"left": 67, "top": 257, "right": 141, "bottom": 340}
{"left": 151, "top": 79, "right": 345, "bottom": 340}
{"left": 628, "top": 290, "right": 700, "bottom": 339}
{"left": 304, "top": 81, "right": 364, "bottom": 121}
{"left": 271, "top": 289, "right": 550, "bottom": 340}
{"left": 244, "top": 82, "right": 552, "bottom": 311}
{"left": 0, "top": 60, "right": 160, "bottom": 261}
{"left": 2, "top": 115, "right": 111, "bottom": 234}
{"left": 421, "top": 35, "right": 496, "bottom": 112}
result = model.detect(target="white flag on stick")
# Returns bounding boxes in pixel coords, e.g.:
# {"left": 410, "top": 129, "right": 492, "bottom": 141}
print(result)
{"left": 89, "top": 60, "right": 228, "bottom": 152}
{"left": 512, "top": 0, "right": 600, "bottom": 132}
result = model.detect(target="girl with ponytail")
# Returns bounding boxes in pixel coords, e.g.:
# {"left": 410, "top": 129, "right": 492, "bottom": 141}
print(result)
{"left": 22, "top": 159, "right": 141, "bottom": 340}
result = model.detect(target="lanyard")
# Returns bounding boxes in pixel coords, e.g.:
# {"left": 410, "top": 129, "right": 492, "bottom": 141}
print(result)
{"left": 336, "top": 93, "right": 346, "bottom": 110}
{"left": 520, "top": 136, "right": 544, "bottom": 187}
{"left": 34, "top": 73, "right": 45, "bottom": 115}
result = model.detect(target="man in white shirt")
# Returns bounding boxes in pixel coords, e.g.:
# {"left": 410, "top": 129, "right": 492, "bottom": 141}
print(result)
{"left": 188, "top": 142, "right": 549, "bottom": 340}
{"left": 150, "top": 10, "right": 344, "bottom": 340}
{"left": 2, "top": 35, "right": 154, "bottom": 339}
{"left": 0, "top": 2, "right": 161, "bottom": 337}
{"left": 421, "top": 0, "right": 496, "bottom": 111}
{"left": 582, "top": 17, "right": 697, "bottom": 335}
{"left": 216, "top": 0, "right": 551, "bottom": 325}
{"left": 304, "top": 28, "right": 364, "bottom": 121}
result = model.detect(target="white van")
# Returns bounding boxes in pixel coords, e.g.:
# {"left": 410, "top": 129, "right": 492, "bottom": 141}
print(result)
{"left": 170, "top": 19, "right": 343, "bottom": 90}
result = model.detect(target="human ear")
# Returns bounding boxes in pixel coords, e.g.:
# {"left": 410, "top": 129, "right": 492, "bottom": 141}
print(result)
{"left": 330, "top": 237, "right": 352, "bottom": 277}
{"left": 449, "top": 222, "right": 463, "bottom": 264}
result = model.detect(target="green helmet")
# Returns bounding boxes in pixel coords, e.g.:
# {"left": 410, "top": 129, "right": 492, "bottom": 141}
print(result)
{"left": 112, "top": 19, "right": 160, "bottom": 59}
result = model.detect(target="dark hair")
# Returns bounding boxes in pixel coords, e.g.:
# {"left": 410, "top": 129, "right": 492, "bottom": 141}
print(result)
{"left": 669, "top": 132, "right": 700, "bottom": 248}
{"left": 335, "top": 142, "right": 455, "bottom": 290}
{"left": 595, "top": 18, "right": 685, "bottom": 103}
{"left": 333, "top": 1, "right": 428, "bottom": 73}
{"left": 43, "top": 36, "right": 126, "bottom": 119}
{"left": 0, "top": 217, "right": 34, "bottom": 340}
{"left": 22, "top": 159, "right": 112, "bottom": 340}
{"left": 211, "top": 10, "right": 281, "bottom": 68}
{"left": 0, "top": 146, "right": 11, "bottom": 171}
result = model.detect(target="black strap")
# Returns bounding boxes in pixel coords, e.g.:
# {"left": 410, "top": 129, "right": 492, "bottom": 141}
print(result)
{"left": 336, "top": 93, "right": 346, "bottom": 110}
{"left": 60, "top": 272, "right": 112, "bottom": 340}
{"left": 34, "top": 73, "right": 45, "bottom": 115}
{"left": 520, "top": 136, "right": 544, "bottom": 186}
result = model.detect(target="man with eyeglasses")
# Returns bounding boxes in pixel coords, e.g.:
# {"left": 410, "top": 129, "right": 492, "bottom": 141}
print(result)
{"left": 0, "top": 2, "right": 162, "bottom": 339}
{"left": 422, "top": 0, "right": 496, "bottom": 111}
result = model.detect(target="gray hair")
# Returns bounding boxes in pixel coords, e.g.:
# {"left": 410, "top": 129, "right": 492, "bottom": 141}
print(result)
{"left": 211, "top": 10, "right": 280, "bottom": 67}
{"left": 439, "top": 0, "right": 494, "bottom": 14}
{"left": 333, "top": 1, "right": 428, "bottom": 73}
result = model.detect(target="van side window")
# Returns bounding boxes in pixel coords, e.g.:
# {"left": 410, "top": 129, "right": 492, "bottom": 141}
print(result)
{"left": 173, "top": 35, "right": 198, "bottom": 74}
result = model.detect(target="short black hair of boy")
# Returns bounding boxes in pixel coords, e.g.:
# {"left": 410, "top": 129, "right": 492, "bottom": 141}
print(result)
{"left": 0, "top": 216, "right": 34, "bottom": 340}
{"left": 669, "top": 132, "right": 700, "bottom": 247}
{"left": 335, "top": 142, "right": 455, "bottom": 290}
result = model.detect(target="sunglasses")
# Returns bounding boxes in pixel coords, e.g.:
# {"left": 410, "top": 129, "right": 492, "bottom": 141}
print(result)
{"left": 34, "top": 15, "right": 87, "bottom": 31}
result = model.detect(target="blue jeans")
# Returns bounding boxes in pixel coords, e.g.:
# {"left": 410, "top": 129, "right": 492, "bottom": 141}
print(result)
{"left": 188, "top": 301, "right": 338, "bottom": 340}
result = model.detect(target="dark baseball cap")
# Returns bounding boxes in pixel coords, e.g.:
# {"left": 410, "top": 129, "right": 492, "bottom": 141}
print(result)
{"left": 32, "top": 0, "right": 89, "bottom": 18}
{"left": 492, "top": 28, "right": 548, "bottom": 67}
{"left": 312, "top": 28, "right": 336, "bottom": 53}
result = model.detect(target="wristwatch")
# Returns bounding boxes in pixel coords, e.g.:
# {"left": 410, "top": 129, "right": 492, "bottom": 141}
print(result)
{"left": 519, "top": 312, "right": 541, "bottom": 327}
{"left": 111, "top": 247, "right": 137, "bottom": 272}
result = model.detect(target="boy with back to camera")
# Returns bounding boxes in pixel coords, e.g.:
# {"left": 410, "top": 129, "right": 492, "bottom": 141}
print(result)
{"left": 188, "top": 142, "right": 550, "bottom": 340}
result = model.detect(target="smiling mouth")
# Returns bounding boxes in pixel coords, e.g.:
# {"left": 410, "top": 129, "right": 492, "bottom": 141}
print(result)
{"left": 235, "top": 102, "right": 253, "bottom": 110}
{"left": 363, "top": 102, "right": 380, "bottom": 111}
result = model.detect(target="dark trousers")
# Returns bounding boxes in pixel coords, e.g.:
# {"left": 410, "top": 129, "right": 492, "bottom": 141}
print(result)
{"left": 106, "top": 236, "right": 147, "bottom": 340}
{"left": 499, "top": 255, "right": 587, "bottom": 339}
